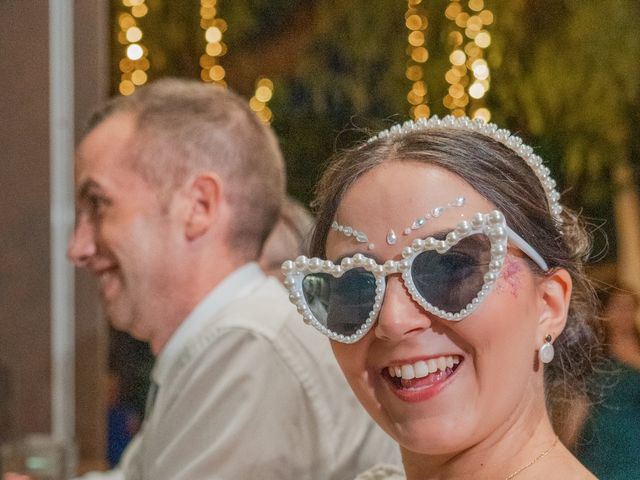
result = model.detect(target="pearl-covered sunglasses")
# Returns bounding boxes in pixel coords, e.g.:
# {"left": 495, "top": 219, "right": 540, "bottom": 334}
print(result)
{"left": 282, "top": 211, "right": 548, "bottom": 344}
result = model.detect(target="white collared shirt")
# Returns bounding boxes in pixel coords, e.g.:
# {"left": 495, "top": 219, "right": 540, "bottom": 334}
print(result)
{"left": 78, "top": 263, "right": 399, "bottom": 479}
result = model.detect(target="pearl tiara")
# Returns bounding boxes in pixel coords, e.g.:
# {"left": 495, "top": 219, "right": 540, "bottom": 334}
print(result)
{"left": 366, "top": 115, "right": 563, "bottom": 225}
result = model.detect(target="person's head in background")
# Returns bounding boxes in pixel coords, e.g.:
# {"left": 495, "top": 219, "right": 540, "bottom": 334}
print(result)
{"left": 67, "top": 78, "right": 285, "bottom": 355}
{"left": 258, "top": 196, "right": 314, "bottom": 281}
{"left": 284, "top": 116, "right": 604, "bottom": 478}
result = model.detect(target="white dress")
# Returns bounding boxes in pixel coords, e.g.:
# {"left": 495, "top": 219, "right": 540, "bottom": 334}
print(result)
{"left": 355, "top": 464, "right": 406, "bottom": 480}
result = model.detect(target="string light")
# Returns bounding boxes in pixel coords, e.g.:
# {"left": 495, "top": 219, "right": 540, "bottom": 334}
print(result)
{"left": 200, "top": 5, "right": 274, "bottom": 123}
{"left": 405, "top": 0, "right": 430, "bottom": 119}
{"left": 249, "top": 78, "right": 274, "bottom": 124}
{"left": 117, "top": 0, "right": 150, "bottom": 96}
{"left": 200, "top": 0, "right": 228, "bottom": 86}
{"left": 443, "top": 0, "right": 492, "bottom": 121}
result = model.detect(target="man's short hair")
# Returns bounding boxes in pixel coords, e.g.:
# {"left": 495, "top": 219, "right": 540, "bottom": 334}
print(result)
{"left": 88, "top": 78, "right": 285, "bottom": 260}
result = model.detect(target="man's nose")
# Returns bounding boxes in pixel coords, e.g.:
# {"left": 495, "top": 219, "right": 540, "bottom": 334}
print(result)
{"left": 67, "top": 218, "right": 96, "bottom": 267}
{"left": 374, "top": 275, "right": 432, "bottom": 341}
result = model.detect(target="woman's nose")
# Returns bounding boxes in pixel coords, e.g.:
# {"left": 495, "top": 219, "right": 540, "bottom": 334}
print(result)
{"left": 67, "top": 217, "right": 97, "bottom": 267}
{"left": 374, "top": 275, "right": 432, "bottom": 341}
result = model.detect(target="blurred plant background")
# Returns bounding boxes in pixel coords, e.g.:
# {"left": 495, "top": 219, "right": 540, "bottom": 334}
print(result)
{"left": 110, "top": 0, "right": 640, "bottom": 264}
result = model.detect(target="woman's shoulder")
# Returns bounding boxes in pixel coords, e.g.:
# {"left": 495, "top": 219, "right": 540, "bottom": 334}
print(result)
{"left": 539, "top": 447, "right": 599, "bottom": 480}
{"left": 354, "top": 464, "right": 405, "bottom": 480}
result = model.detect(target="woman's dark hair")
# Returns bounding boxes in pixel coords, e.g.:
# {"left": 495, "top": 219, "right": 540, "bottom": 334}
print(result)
{"left": 310, "top": 125, "right": 604, "bottom": 433}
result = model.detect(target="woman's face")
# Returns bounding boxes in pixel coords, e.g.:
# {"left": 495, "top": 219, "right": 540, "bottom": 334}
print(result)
{"left": 326, "top": 161, "right": 547, "bottom": 455}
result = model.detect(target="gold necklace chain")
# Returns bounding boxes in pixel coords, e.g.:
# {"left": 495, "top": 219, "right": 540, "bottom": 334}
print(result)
{"left": 504, "top": 436, "right": 559, "bottom": 480}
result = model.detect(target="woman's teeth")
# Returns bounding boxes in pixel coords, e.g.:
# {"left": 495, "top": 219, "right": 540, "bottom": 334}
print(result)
{"left": 387, "top": 356, "right": 461, "bottom": 380}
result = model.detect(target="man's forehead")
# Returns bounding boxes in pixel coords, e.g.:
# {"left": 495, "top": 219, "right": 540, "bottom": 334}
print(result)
{"left": 73, "top": 125, "right": 147, "bottom": 201}
{"left": 77, "top": 112, "right": 136, "bottom": 158}
{"left": 74, "top": 114, "right": 137, "bottom": 176}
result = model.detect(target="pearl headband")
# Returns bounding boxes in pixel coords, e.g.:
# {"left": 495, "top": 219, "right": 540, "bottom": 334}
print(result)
{"left": 366, "top": 115, "right": 563, "bottom": 226}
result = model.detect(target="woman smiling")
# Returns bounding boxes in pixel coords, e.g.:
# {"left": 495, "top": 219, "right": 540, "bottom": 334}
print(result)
{"left": 282, "top": 116, "right": 602, "bottom": 479}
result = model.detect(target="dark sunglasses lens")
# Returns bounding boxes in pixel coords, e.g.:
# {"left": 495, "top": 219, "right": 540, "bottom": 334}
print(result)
{"left": 302, "top": 268, "right": 377, "bottom": 336}
{"left": 411, "top": 233, "right": 491, "bottom": 313}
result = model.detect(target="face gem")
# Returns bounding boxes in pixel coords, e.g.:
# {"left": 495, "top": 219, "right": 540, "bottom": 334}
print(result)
{"left": 331, "top": 196, "right": 467, "bottom": 248}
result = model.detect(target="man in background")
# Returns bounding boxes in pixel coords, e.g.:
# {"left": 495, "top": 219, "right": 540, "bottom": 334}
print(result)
{"left": 65, "top": 79, "right": 398, "bottom": 479}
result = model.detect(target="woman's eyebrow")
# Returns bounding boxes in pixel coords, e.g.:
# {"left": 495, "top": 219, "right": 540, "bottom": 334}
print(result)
{"left": 421, "top": 230, "right": 448, "bottom": 240}
{"left": 332, "top": 252, "right": 384, "bottom": 264}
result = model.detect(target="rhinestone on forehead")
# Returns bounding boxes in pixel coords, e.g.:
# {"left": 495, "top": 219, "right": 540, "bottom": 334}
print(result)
{"left": 366, "top": 115, "right": 563, "bottom": 226}
{"left": 331, "top": 195, "right": 466, "bottom": 249}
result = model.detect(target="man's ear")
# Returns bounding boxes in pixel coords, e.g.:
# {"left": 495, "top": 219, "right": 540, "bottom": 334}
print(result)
{"left": 536, "top": 268, "right": 572, "bottom": 347}
{"left": 184, "top": 173, "right": 223, "bottom": 241}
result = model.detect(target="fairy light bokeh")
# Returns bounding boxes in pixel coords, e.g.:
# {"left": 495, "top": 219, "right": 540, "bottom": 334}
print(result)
{"left": 444, "top": 0, "right": 492, "bottom": 121}
{"left": 405, "top": 0, "right": 430, "bottom": 119}
{"left": 200, "top": 0, "right": 228, "bottom": 86}
{"left": 117, "top": 0, "right": 150, "bottom": 96}
{"left": 249, "top": 78, "right": 274, "bottom": 124}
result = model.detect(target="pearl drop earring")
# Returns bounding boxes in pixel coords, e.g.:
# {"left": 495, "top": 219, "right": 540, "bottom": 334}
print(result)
{"left": 539, "top": 334, "right": 555, "bottom": 364}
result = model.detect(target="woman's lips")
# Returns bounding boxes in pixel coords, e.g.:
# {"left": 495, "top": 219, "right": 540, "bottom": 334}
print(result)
{"left": 382, "top": 355, "right": 462, "bottom": 402}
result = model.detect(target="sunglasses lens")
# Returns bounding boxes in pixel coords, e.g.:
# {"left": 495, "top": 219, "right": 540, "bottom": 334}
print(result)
{"left": 302, "top": 268, "right": 377, "bottom": 337}
{"left": 411, "top": 233, "right": 492, "bottom": 313}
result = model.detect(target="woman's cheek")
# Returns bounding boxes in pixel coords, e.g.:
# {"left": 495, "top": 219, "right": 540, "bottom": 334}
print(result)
{"left": 496, "top": 256, "right": 524, "bottom": 298}
{"left": 330, "top": 341, "right": 358, "bottom": 377}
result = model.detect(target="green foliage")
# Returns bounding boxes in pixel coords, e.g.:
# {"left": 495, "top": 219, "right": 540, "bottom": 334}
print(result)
{"left": 109, "top": 0, "right": 640, "bottom": 250}
{"left": 269, "top": 0, "right": 410, "bottom": 203}
{"left": 222, "top": 0, "right": 305, "bottom": 45}
{"left": 490, "top": 0, "right": 640, "bottom": 210}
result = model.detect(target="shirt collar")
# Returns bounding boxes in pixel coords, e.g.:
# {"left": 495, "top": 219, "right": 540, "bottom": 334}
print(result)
{"left": 152, "top": 262, "right": 266, "bottom": 386}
